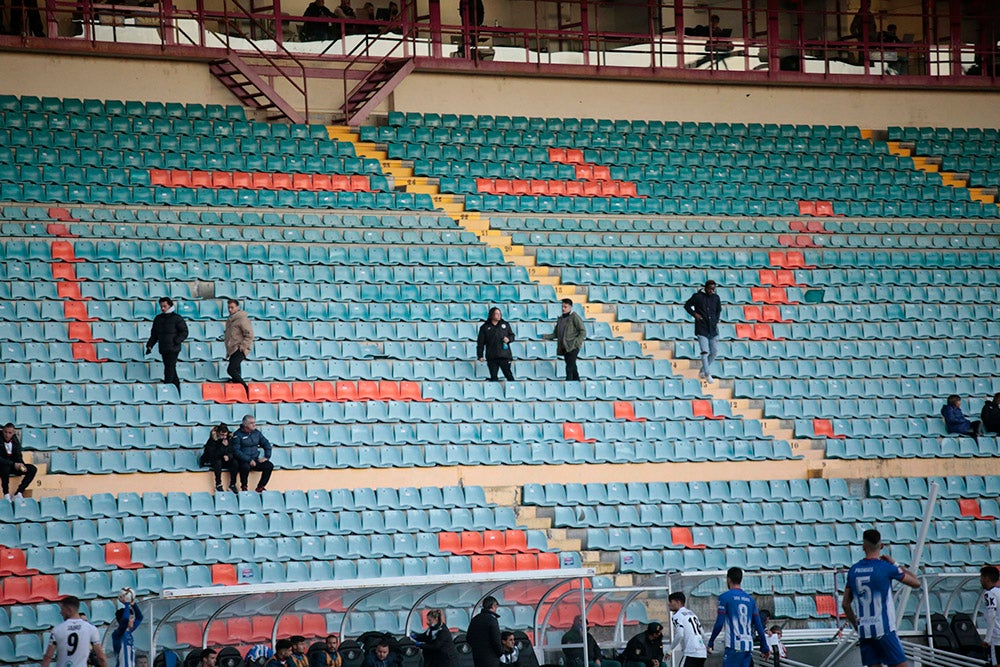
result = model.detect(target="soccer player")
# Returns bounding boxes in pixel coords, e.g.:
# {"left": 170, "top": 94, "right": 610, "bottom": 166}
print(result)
{"left": 707, "top": 567, "right": 770, "bottom": 667}
{"left": 42, "top": 596, "right": 108, "bottom": 667}
{"left": 112, "top": 599, "right": 144, "bottom": 667}
{"left": 841, "top": 529, "right": 919, "bottom": 667}
{"left": 981, "top": 565, "right": 1000, "bottom": 667}
{"left": 668, "top": 592, "right": 707, "bottom": 667}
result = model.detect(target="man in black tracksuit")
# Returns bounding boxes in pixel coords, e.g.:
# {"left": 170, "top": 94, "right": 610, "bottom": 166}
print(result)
{"left": 146, "top": 296, "right": 188, "bottom": 390}
{"left": 467, "top": 596, "right": 502, "bottom": 667}
{"left": 477, "top": 307, "right": 516, "bottom": 381}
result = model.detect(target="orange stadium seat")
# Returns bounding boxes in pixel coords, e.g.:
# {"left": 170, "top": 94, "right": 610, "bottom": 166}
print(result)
{"left": 357, "top": 380, "right": 379, "bottom": 401}
{"left": 291, "top": 382, "right": 316, "bottom": 402}
{"left": 314, "top": 381, "right": 337, "bottom": 401}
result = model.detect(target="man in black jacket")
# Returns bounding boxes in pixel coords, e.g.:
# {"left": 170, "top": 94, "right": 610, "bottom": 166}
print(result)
{"left": 1, "top": 423, "right": 37, "bottom": 501}
{"left": 620, "top": 623, "right": 664, "bottom": 667}
{"left": 146, "top": 297, "right": 188, "bottom": 391}
{"left": 982, "top": 392, "right": 1000, "bottom": 434}
{"left": 467, "top": 596, "right": 502, "bottom": 667}
{"left": 683, "top": 280, "right": 722, "bottom": 384}
{"left": 477, "top": 307, "right": 516, "bottom": 382}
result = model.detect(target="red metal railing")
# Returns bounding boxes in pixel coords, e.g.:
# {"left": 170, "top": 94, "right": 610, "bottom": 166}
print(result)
{"left": 2, "top": 0, "right": 998, "bottom": 87}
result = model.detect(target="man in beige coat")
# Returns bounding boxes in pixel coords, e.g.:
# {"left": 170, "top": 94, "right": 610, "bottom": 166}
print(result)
{"left": 224, "top": 299, "right": 254, "bottom": 392}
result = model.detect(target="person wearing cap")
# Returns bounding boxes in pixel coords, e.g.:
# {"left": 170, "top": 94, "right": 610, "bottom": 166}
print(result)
{"left": 683, "top": 280, "right": 722, "bottom": 383}
{"left": 267, "top": 640, "right": 295, "bottom": 667}
{"left": 289, "top": 637, "right": 309, "bottom": 667}
{"left": 620, "top": 622, "right": 664, "bottom": 667}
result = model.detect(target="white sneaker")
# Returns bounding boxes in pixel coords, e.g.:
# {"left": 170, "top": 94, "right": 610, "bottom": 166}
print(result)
{"left": 13, "top": 492, "right": 23, "bottom": 502}
{"left": 705, "top": 375, "right": 715, "bottom": 384}
{"left": 2, "top": 494, "right": 10, "bottom": 501}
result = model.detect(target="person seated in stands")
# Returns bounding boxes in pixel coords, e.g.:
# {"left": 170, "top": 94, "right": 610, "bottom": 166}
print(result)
{"left": 942, "top": 394, "right": 981, "bottom": 440}
{"left": 619, "top": 623, "right": 664, "bottom": 667}
{"left": 310, "top": 635, "right": 341, "bottom": 667}
{"left": 411, "top": 608, "right": 458, "bottom": 667}
{"left": 499, "top": 632, "right": 519, "bottom": 667}
{"left": 363, "top": 640, "right": 399, "bottom": 667}
{"left": 982, "top": 393, "right": 1000, "bottom": 434}
{"left": 302, "top": 0, "right": 336, "bottom": 41}
{"left": 231, "top": 415, "right": 275, "bottom": 493}
{"left": 375, "top": 2, "right": 398, "bottom": 21}
{"left": 706, "top": 14, "right": 732, "bottom": 51}
{"left": 201, "top": 423, "right": 238, "bottom": 493}
{"left": 357, "top": 2, "right": 378, "bottom": 32}
{"left": 563, "top": 616, "right": 618, "bottom": 667}
{"left": 267, "top": 640, "right": 294, "bottom": 667}
{"left": 880, "top": 23, "right": 900, "bottom": 43}
{"left": 0, "top": 422, "right": 37, "bottom": 502}
{"left": 332, "top": 0, "right": 357, "bottom": 37}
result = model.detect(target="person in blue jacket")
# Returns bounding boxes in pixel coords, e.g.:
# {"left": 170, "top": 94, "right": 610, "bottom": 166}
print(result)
{"left": 231, "top": 415, "right": 274, "bottom": 492}
{"left": 942, "top": 394, "right": 981, "bottom": 440}
{"left": 111, "top": 599, "right": 144, "bottom": 667}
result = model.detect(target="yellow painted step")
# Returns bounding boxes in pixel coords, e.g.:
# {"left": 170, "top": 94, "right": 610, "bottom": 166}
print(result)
{"left": 885, "top": 141, "right": 910, "bottom": 156}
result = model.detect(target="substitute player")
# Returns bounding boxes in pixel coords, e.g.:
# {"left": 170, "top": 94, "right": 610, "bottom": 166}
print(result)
{"left": 42, "top": 596, "right": 108, "bottom": 667}
{"left": 707, "top": 567, "right": 770, "bottom": 667}
{"left": 668, "top": 592, "right": 707, "bottom": 667}
{"left": 841, "top": 529, "right": 920, "bottom": 667}
{"left": 981, "top": 565, "right": 1000, "bottom": 667}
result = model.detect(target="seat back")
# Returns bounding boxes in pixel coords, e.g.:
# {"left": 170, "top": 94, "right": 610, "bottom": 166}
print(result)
{"left": 930, "top": 613, "right": 960, "bottom": 652}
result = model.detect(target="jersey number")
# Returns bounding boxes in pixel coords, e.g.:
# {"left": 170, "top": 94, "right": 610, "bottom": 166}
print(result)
{"left": 67, "top": 632, "right": 79, "bottom": 656}
{"left": 688, "top": 616, "right": 704, "bottom": 635}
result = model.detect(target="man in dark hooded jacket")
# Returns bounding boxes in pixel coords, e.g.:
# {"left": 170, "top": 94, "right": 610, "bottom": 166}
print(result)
{"left": 146, "top": 296, "right": 188, "bottom": 390}
{"left": 467, "top": 596, "right": 502, "bottom": 667}
{"left": 982, "top": 393, "right": 1000, "bottom": 433}
{"left": 477, "top": 307, "right": 515, "bottom": 381}
{"left": 683, "top": 280, "right": 721, "bottom": 383}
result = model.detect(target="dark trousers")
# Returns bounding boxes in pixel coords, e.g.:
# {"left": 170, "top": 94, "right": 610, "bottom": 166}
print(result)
{"left": 0, "top": 461, "right": 37, "bottom": 495}
{"left": 563, "top": 349, "right": 580, "bottom": 381}
{"left": 227, "top": 351, "right": 248, "bottom": 390}
{"left": 237, "top": 459, "right": 273, "bottom": 490}
{"left": 206, "top": 458, "right": 238, "bottom": 487}
{"left": 487, "top": 358, "right": 514, "bottom": 381}
{"left": 161, "top": 350, "right": 180, "bottom": 389}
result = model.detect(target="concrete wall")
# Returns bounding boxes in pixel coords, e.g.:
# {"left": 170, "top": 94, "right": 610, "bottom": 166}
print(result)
{"left": 3, "top": 52, "right": 235, "bottom": 106}
{"left": 390, "top": 72, "right": 1000, "bottom": 129}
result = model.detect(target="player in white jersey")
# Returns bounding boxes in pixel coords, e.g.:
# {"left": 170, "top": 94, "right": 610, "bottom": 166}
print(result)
{"left": 981, "top": 565, "right": 1000, "bottom": 667}
{"left": 668, "top": 592, "right": 707, "bottom": 667}
{"left": 42, "top": 596, "right": 108, "bottom": 667}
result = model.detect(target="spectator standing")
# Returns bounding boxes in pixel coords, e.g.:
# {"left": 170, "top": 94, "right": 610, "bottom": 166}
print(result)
{"left": 200, "top": 424, "right": 238, "bottom": 493}
{"left": 841, "top": 529, "right": 919, "bottom": 667}
{"left": 362, "top": 641, "right": 399, "bottom": 667}
{"left": 231, "top": 415, "right": 274, "bottom": 493}
{"left": 457, "top": 0, "right": 485, "bottom": 57}
{"left": 41, "top": 596, "right": 108, "bottom": 667}
{"left": 267, "top": 640, "right": 295, "bottom": 667}
{"left": 668, "top": 593, "right": 707, "bottom": 667}
{"left": 467, "top": 596, "right": 503, "bottom": 667}
{"left": 981, "top": 393, "right": 1000, "bottom": 434}
{"left": 620, "top": 622, "right": 664, "bottom": 667}
{"left": 707, "top": 567, "right": 770, "bottom": 667}
{"left": 146, "top": 297, "right": 188, "bottom": 391}
{"left": 224, "top": 299, "right": 254, "bottom": 393}
{"left": 302, "top": 0, "right": 336, "bottom": 40}
{"left": 684, "top": 280, "right": 721, "bottom": 383}
{"left": 541, "top": 298, "right": 587, "bottom": 381}
{"left": 0, "top": 422, "right": 37, "bottom": 501}
{"left": 942, "top": 394, "right": 981, "bottom": 440}
{"left": 111, "top": 596, "right": 144, "bottom": 667}
{"left": 477, "top": 307, "right": 516, "bottom": 381}
{"left": 311, "top": 635, "right": 342, "bottom": 667}
{"left": 563, "top": 616, "right": 618, "bottom": 667}
{"left": 332, "top": 0, "right": 356, "bottom": 37}
{"left": 982, "top": 565, "right": 1000, "bottom": 667}
{"left": 412, "top": 609, "right": 459, "bottom": 667}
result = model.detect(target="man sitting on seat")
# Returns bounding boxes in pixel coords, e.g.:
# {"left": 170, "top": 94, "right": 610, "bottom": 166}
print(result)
{"left": 0, "top": 422, "right": 37, "bottom": 502}
{"left": 302, "top": 0, "right": 336, "bottom": 40}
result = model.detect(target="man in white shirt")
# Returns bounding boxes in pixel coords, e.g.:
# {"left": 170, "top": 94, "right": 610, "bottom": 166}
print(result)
{"left": 982, "top": 565, "right": 1000, "bottom": 667}
{"left": 669, "top": 592, "right": 707, "bottom": 667}
{"left": 42, "top": 595, "right": 108, "bottom": 667}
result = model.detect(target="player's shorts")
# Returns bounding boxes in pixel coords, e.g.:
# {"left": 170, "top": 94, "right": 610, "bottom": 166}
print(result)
{"left": 680, "top": 657, "right": 706, "bottom": 667}
{"left": 858, "top": 631, "right": 906, "bottom": 667}
{"left": 722, "top": 648, "right": 753, "bottom": 667}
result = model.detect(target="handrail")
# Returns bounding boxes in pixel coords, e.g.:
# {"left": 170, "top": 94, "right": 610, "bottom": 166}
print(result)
{"left": 338, "top": 0, "right": 416, "bottom": 122}
{"left": 215, "top": 0, "right": 310, "bottom": 120}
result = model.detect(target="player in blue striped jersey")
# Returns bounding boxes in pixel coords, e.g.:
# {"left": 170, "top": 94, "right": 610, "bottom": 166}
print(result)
{"left": 842, "top": 529, "right": 919, "bottom": 667}
{"left": 707, "top": 567, "right": 770, "bottom": 667}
